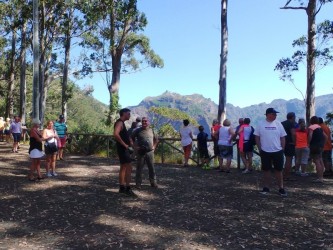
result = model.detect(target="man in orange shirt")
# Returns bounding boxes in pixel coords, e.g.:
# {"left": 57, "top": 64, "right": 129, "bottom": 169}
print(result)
{"left": 319, "top": 117, "right": 333, "bottom": 176}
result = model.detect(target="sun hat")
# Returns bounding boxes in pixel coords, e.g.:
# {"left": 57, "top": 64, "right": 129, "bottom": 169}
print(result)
{"left": 29, "top": 149, "right": 45, "bottom": 159}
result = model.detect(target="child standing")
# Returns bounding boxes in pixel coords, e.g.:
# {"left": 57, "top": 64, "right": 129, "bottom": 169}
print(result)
{"left": 197, "top": 125, "right": 210, "bottom": 169}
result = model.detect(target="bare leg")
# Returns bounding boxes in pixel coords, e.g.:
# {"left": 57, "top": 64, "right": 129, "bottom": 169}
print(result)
{"left": 283, "top": 156, "right": 293, "bottom": 179}
{"left": 226, "top": 159, "right": 231, "bottom": 171}
{"left": 124, "top": 163, "right": 132, "bottom": 186}
{"left": 274, "top": 170, "right": 284, "bottom": 189}
{"left": 119, "top": 164, "right": 127, "bottom": 186}
{"left": 262, "top": 170, "right": 271, "bottom": 189}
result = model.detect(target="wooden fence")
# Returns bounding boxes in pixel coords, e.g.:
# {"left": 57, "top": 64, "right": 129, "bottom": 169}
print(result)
{"left": 66, "top": 133, "right": 257, "bottom": 169}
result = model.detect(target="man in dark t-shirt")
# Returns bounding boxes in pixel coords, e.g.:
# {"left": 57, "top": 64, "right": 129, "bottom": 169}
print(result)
{"left": 197, "top": 125, "right": 210, "bottom": 169}
{"left": 114, "top": 108, "right": 135, "bottom": 196}
{"left": 281, "top": 112, "right": 296, "bottom": 180}
{"left": 131, "top": 117, "right": 159, "bottom": 189}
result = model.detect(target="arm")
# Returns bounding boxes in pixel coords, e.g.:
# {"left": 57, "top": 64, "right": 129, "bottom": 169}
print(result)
{"left": 322, "top": 131, "right": 328, "bottom": 145}
{"left": 237, "top": 127, "right": 243, "bottom": 135}
{"left": 280, "top": 137, "right": 286, "bottom": 150}
{"left": 113, "top": 121, "right": 129, "bottom": 149}
{"left": 31, "top": 129, "right": 44, "bottom": 143}
{"left": 307, "top": 129, "right": 313, "bottom": 145}
{"left": 255, "top": 136, "right": 261, "bottom": 151}
{"left": 42, "top": 129, "right": 53, "bottom": 141}
{"left": 153, "top": 136, "right": 159, "bottom": 150}
{"left": 290, "top": 128, "right": 296, "bottom": 144}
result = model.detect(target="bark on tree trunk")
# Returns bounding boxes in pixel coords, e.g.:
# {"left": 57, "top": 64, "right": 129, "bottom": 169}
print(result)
{"left": 305, "top": 0, "right": 316, "bottom": 125}
{"left": 107, "top": 52, "right": 121, "bottom": 124}
{"left": 62, "top": 31, "right": 71, "bottom": 121}
{"left": 6, "top": 29, "right": 16, "bottom": 118}
{"left": 218, "top": 0, "right": 228, "bottom": 123}
{"left": 20, "top": 22, "right": 27, "bottom": 124}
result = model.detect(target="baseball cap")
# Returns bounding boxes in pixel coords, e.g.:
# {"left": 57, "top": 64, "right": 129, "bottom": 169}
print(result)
{"left": 265, "top": 108, "right": 279, "bottom": 115}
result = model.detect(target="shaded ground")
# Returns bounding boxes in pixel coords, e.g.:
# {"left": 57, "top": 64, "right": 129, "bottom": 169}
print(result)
{"left": 0, "top": 142, "right": 333, "bottom": 249}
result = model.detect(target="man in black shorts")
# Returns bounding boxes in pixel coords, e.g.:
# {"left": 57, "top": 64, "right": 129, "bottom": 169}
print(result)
{"left": 254, "top": 108, "right": 287, "bottom": 196}
{"left": 281, "top": 112, "right": 296, "bottom": 180}
{"left": 114, "top": 108, "right": 135, "bottom": 196}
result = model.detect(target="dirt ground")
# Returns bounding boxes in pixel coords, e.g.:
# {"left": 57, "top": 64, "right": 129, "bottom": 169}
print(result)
{"left": 0, "top": 141, "right": 333, "bottom": 250}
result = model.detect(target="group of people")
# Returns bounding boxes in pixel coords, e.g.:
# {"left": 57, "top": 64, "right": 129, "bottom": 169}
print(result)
{"left": 0, "top": 116, "right": 25, "bottom": 152}
{"left": 7, "top": 115, "right": 68, "bottom": 181}
{"left": 178, "top": 108, "right": 332, "bottom": 197}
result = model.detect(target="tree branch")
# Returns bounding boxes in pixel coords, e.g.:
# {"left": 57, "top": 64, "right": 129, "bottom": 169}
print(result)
{"left": 280, "top": 6, "right": 307, "bottom": 10}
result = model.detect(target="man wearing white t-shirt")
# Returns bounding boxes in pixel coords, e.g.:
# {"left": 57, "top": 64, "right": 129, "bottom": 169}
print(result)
{"left": 254, "top": 108, "right": 287, "bottom": 197}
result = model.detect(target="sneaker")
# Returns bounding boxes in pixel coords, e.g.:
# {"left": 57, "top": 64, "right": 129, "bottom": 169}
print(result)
{"left": 312, "top": 179, "right": 324, "bottom": 183}
{"left": 150, "top": 182, "right": 158, "bottom": 188}
{"left": 300, "top": 172, "right": 309, "bottom": 177}
{"left": 119, "top": 185, "right": 126, "bottom": 194}
{"left": 135, "top": 184, "right": 142, "bottom": 190}
{"left": 125, "top": 187, "right": 137, "bottom": 197}
{"left": 52, "top": 172, "right": 58, "bottom": 177}
{"left": 260, "top": 187, "right": 270, "bottom": 195}
{"left": 279, "top": 188, "right": 287, "bottom": 197}
{"left": 46, "top": 172, "right": 52, "bottom": 177}
{"left": 242, "top": 169, "right": 250, "bottom": 174}
{"left": 295, "top": 171, "right": 302, "bottom": 176}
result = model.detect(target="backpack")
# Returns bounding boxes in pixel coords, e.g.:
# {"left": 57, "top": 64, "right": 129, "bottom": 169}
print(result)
{"left": 249, "top": 126, "right": 256, "bottom": 146}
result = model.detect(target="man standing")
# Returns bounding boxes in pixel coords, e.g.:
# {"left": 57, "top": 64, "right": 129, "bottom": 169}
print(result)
{"left": 254, "top": 108, "right": 287, "bottom": 196}
{"left": 281, "top": 112, "right": 296, "bottom": 180}
{"left": 132, "top": 117, "right": 159, "bottom": 189}
{"left": 319, "top": 117, "right": 333, "bottom": 176}
{"left": 114, "top": 108, "right": 135, "bottom": 196}
{"left": 54, "top": 115, "right": 68, "bottom": 160}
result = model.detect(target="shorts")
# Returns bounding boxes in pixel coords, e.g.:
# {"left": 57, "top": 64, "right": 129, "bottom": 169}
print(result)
{"left": 310, "top": 146, "right": 323, "bottom": 160}
{"left": 284, "top": 143, "right": 295, "bottom": 157}
{"left": 117, "top": 146, "right": 132, "bottom": 164}
{"left": 295, "top": 147, "right": 309, "bottom": 165}
{"left": 199, "top": 148, "right": 209, "bottom": 159}
{"left": 260, "top": 150, "right": 284, "bottom": 171}
{"left": 213, "top": 141, "right": 219, "bottom": 156}
{"left": 58, "top": 137, "right": 66, "bottom": 148}
{"left": 322, "top": 150, "right": 332, "bottom": 166}
{"left": 218, "top": 145, "right": 233, "bottom": 160}
{"left": 243, "top": 141, "right": 253, "bottom": 153}
{"left": 12, "top": 133, "right": 21, "bottom": 142}
{"left": 4, "top": 129, "right": 10, "bottom": 135}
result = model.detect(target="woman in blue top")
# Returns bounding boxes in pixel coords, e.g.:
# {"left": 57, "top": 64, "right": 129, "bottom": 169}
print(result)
{"left": 10, "top": 116, "right": 22, "bottom": 153}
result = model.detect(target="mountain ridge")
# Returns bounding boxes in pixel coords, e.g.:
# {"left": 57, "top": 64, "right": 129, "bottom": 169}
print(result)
{"left": 128, "top": 91, "right": 333, "bottom": 135}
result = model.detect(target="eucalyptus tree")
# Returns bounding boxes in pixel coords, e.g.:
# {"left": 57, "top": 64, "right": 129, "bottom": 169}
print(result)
{"left": 218, "top": 0, "right": 228, "bottom": 123}
{"left": 80, "top": 0, "right": 163, "bottom": 124}
{"left": 56, "top": 1, "right": 84, "bottom": 121}
{"left": 275, "top": 0, "right": 333, "bottom": 124}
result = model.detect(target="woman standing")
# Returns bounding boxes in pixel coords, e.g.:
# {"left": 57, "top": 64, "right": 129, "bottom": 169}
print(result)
{"left": 179, "top": 119, "right": 193, "bottom": 167}
{"left": 43, "top": 121, "right": 59, "bottom": 177}
{"left": 28, "top": 119, "right": 45, "bottom": 181}
{"left": 294, "top": 118, "right": 309, "bottom": 176}
{"left": 10, "top": 116, "right": 22, "bottom": 153}
{"left": 217, "top": 119, "right": 235, "bottom": 173}
{"left": 4, "top": 118, "right": 11, "bottom": 143}
{"left": 237, "top": 118, "right": 254, "bottom": 174}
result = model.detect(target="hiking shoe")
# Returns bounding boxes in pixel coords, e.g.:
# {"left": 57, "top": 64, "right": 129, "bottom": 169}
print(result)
{"left": 260, "top": 187, "right": 270, "bottom": 195}
{"left": 242, "top": 169, "right": 251, "bottom": 174}
{"left": 125, "top": 188, "right": 137, "bottom": 197}
{"left": 312, "top": 178, "right": 324, "bottom": 183}
{"left": 279, "top": 188, "right": 287, "bottom": 197}
{"left": 46, "top": 172, "right": 52, "bottom": 177}
{"left": 119, "top": 186, "right": 126, "bottom": 194}
{"left": 52, "top": 172, "right": 58, "bottom": 177}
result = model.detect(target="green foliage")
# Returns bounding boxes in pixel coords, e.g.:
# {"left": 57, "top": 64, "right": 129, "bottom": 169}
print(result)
{"left": 149, "top": 106, "right": 198, "bottom": 137}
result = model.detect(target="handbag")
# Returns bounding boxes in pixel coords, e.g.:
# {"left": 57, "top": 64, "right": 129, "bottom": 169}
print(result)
{"left": 45, "top": 138, "right": 58, "bottom": 153}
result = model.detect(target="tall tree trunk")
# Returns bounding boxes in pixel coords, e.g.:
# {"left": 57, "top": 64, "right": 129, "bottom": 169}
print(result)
{"left": 62, "top": 8, "right": 73, "bottom": 121}
{"left": 218, "top": 0, "right": 228, "bottom": 123}
{"left": 39, "top": 2, "right": 45, "bottom": 124}
{"left": 5, "top": 28, "right": 16, "bottom": 118}
{"left": 32, "top": 0, "right": 40, "bottom": 122}
{"left": 107, "top": 52, "right": 121, "bottom": 124}
{"left": 20, "top": 21, "right": 27, "bottom": 124}
{"left": 305, "top": 0, "right": 316, "bottom": 124}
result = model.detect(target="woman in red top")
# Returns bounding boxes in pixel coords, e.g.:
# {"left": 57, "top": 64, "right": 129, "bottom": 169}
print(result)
{"left": 294, "top": 119, "right": 309, "bottom": 176}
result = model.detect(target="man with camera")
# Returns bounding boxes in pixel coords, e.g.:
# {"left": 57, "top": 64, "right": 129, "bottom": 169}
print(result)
{"left": 131, "top": 117, "right": 159, "bottom": 189}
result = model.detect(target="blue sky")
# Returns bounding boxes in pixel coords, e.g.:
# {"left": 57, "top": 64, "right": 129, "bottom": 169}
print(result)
{"left": 76, "top": 0, "right": 333, "bottom": 109}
